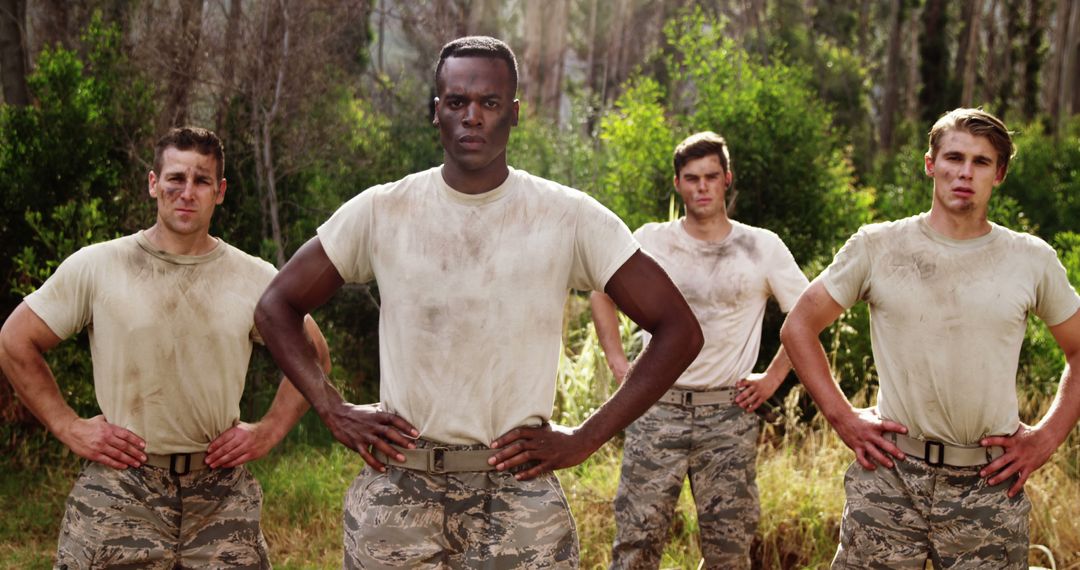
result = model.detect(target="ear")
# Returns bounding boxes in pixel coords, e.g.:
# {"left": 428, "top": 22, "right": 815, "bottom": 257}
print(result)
{"left": 724, "top": 169, "right": 733, "bottom": 187}
{"left": 432, "top": 97, "right": 440, "bottom": 126}
{"left": 215, "top": 178, "right": 227, "bottom": 205}
{"left": 148, "top": 170, "right": 159, "bottom": 198}
{"left": 924, "top": 153, "right": 934, "bottom": 177}
{"left": 511, "top": 99, "right": 520, "bottom": 127}
{"left": 994, "top": 165, "right": 1006, "bottom": 185}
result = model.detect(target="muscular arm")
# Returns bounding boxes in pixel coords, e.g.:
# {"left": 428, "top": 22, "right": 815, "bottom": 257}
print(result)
{"left": 981, "top": 308, "right": 1080, "bottom": 496}
{"left": 780, "top": 280, "right": 907, "bottom": 469}
{"left": 0, "top": 303, "right": 146, "bottom": 468}
{"left": 589, "top": 291, "right": 630, "bottom": 383}
{"left": 491, "top": 250, "right": 703, "bottom": 479}
{"left": 205, "top": 315, "right": 331, "bottom": 468}
{"left": 254, "top": 237, "right": 418, "bottom": 470}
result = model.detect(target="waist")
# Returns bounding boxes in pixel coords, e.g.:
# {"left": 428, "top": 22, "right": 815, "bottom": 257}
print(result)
{"left": 374, "top": 443, "right": 497, "bottom": 474}
{"left": 889, "top": 432, "right": 1004, "bottom": 467}
{"left": 143, "top": 451, "right": 209, "bottom": 475}
{"left": 658, "top": 386, "right": 738, "bottom": 407}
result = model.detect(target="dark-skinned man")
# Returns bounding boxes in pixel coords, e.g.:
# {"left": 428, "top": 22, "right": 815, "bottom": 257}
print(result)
{"left": 254, "top": 36, "right": 703, "bottom": 568}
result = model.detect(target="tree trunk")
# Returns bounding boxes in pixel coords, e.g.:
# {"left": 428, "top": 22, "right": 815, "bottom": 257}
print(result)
{"left": 1021, "top": 0, "right": 1045, "bottom": 120}
{"left": 1063, "top": 0, "right": 1080, "bottom": 131}
{"left": 919, "top": 0, "right": 953, "bottom": 122}
{"left": 879, "top": 0, "right": 904, "bottom": 153}
{"left": 956, "top": 0, "right": 983, "bottom": 107}
{"left": 539, "top": 0, "right": 569, "bottom": 119}
{"left": 0, "top": 0, "right": 29, "bottom": 106}
{"left": 1045, "top": 0, "right": 1070, "bottom": 130}
{"left": 160, "top": 0, "right": 206, "bottom": 131}
{"left": 216, "top": 0, "right": 243, "bottom": 133}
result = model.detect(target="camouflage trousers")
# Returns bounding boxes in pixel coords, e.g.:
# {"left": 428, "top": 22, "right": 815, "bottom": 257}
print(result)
{"left": 342, "top": 439, "right": 579, "bottom": 569}
{"left": 610, "top": 399, "right": 760, "bottom": 570}
{"left": 54, "top": 461, "right": 270, "bottom": 570}
{"left": 832, "top": 457, "right": 1030, "bottom": 569}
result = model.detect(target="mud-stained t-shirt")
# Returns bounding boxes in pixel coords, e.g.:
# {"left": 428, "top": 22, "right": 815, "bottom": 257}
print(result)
{"left": 819, "top": 213, "right": 1080, "bottom": 446}
{"left": 24, "top": 232, "right": 277, "bottom": 454}
{"left": 317, "top": 166, "right": 639, "bottom": 445}
{"left": 636, "top": 219, "right": 808, "bottom": 390}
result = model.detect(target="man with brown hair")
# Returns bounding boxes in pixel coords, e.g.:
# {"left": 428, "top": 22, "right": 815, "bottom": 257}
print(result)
{"left": 0, "top": 126, "right": 329, "bottom": 568}
{"left": 593, "top": 131, "right": 808, "bottom": 569}
{"left": 782, "top": 108, "right": 1080, "bottom": 568}
{"left": 254, "top": 36, "right": 703, "bottom": 568}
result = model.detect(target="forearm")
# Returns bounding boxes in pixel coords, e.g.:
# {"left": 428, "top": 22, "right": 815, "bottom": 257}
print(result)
{"left": 589, "top": 291, "right": 630, "bottom": 373}
{"left": 761, "top": 344, "right": 794, "bottom": 382}
{"left": 0, "top": 333, "right": 77, "bottom": 435}
{"left": 575, "top": 313, "right": 702, "bottom": 450}
{"left": 1035, "top": 362, "right": 1080, "bottom": 445}
{"left": 256, "top": 293, "right": 342, "bottom": 418}
{"left": 254, "top": 315, "right": 329, "bottom": 442}
{"left": 780, "top": 320, "right": 853, "bottom": 424}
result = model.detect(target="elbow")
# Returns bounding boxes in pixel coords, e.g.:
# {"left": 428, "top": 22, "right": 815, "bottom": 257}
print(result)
{"left": 254, "top": 289, "right": 279, "bottom": 339}
{"left": 684, "top": 314, "right": 705, "bottom": 361}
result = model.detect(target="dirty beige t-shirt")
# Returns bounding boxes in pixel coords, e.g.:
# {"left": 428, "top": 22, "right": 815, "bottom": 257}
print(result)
{"left": 317, "top": 166, "right": 638, "bottom": 445}
{"left": 25, "top": 232, "right": 277, "bottom": 454}
{"left": 637, "top": 220, "right": 808, "bottom": 390}
{"left": 819, "top": 213, "right": 1080, "bottom": 445}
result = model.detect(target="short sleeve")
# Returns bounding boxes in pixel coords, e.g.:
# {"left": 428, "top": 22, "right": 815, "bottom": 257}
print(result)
{"left": 1034, "top": 248, "right": 1080, "bottom": 327}
{"left": 316, "top": 189, "right": 376, "bottom": 284}
{"left": 569, "top": 195, "right": 639, "bottom": 292}
{"left": 23, "top": 248, "right": 97, "bottom": 340}
{"left": 818, "top": 228, "right": 872, "bottom": 309}
{"left": 765, "top": 235, "right": 810, "bottom": 312}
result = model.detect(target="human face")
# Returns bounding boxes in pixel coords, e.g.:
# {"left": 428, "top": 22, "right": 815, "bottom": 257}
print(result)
{"left": 674, "top": 154, "right": 732, "bottom": 222}
{"left": 434, "top": 56, "right": 519, "bottom": 190}
{"left": 925, "top": 129, "right": 1003, "bottom": 217}
{"left": 148, "top": 147, "right": 225, "bottom": 241}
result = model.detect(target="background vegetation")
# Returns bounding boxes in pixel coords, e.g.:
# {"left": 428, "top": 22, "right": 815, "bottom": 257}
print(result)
{"left": 2, "top": 1, "right": 1079, "bottom": 568}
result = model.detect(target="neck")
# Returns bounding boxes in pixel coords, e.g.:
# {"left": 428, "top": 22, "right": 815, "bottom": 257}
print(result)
{"left": 441, "top": 156, "right": 510, "bottom": 195}
{"left": 682, "top": 212, "right": 732, "bottom": 242}
{"left": 926, "top": 204, "right": 992, "bottom": 240}
{"left": 144, "top": 224, "right": 218, "bottom": 256}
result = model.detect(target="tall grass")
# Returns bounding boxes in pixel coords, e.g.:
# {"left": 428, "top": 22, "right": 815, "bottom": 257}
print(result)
{"left": 3, "top": 306, "right": 1078, "bottom": 569}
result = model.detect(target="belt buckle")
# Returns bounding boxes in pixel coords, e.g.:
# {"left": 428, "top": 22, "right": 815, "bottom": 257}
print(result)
{"left": 681, "top": 391, "right": 693, "bottom": 406}
{"left": 924, "top": 440, "right": 945, "bottom": 467}
{"left": 429, "top": 447, "right": 448, "bottom": 474}
{"left": 170, "top": 453, "right": 192, "bottom": 476}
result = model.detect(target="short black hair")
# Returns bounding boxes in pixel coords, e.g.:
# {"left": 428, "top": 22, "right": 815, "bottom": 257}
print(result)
{"left": 153, "top": 126, "right": 225, "bottom": 181}
{"left": 435, "top": 36, "right": 518, "bottom": 95}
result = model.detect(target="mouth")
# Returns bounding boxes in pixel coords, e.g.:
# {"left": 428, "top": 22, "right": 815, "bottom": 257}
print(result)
{"left": 458, "top": 135, "right": 486, "bottom": 150}
{"left": 952, "top": 187, "right": 975, "bottom": 198}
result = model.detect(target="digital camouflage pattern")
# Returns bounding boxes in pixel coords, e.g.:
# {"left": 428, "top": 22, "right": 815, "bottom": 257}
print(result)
{"left": 55, "top": 461, "right": 269, "bottom": 569}
{"left": 833, "top": 458, "right": 1030, "bottom": 569}
{"left": 611, "top": 400, "right": 760, "bottom": 570}
{"left": 343, "top": 439, "right": 578, "bottom": 569}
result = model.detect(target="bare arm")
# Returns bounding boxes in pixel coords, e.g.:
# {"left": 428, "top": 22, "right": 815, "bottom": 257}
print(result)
{"left": 491, "top": 250, "right": 703, "bottom": 479}
{"left": 206, "top": 315, "right": 330, "bottom": 468}
{"left": 734, "top": 344, "right": 792, "bottom": 413}
{"left": 589, "top": 291, "right": 630, "bottom": 383}
{"left": 254, "top": 237, "right": 418, "bottom": 471}
{"left": 980, "top": 308, "right": 1080, "bottom": 496}
{"left": 780, "top": 280, "right": 907, "bottom": 469}
{"left": 0, "top": 303, "right": 146, "bottom": 468}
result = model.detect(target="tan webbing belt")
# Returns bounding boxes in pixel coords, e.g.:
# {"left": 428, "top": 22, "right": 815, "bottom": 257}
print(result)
{"left": 658, "top": 387, "right": 738, "bottom": 406}
{"left": 144, "top": 452, "right": 208, "bottom": 475}
{"left": 889, "top": 432, "right": 1004, "bottom": 467}
{"left": 375, "top": 445, "right": 496, "bottom": 473}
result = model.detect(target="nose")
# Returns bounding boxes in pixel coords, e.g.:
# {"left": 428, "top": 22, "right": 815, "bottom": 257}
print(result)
{"left": 179, "top": 180, "right": 197, "bottom": 200}
{"left": 959, "top": 160, "right": 975, "bottom": 179}
{"left": 462, "top": 102, "right": 482, "bottom": 126}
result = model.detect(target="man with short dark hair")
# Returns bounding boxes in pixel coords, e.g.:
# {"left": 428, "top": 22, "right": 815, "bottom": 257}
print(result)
{"left": 0, "top": 126, "right": 330, "bottom": 568}
{"left": 593, "top": 131, "right": 808, "bottom": 569}
{"left": 781, "top": 108, "right": 1080, "bottom": 568}
{"left": 254, "top": 36, "right": 703, "bottom": 568}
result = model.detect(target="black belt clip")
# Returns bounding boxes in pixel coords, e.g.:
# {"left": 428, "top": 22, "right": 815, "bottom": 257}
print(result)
{"left": 924, "top": 440, "right": 945, "bottom": 467}
{"left": 681, "top": 391, "right": 694, "bottom": 406}
{"left": 429, "top": 447, "right": 448, "bottom": 474}
{"left": 170, "top": 452, "right": 193, "bottom": 476}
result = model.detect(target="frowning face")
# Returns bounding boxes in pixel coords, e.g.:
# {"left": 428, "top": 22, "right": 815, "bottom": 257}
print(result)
{"left": 925, "top": 130, "right": 1003, "bottom": 217}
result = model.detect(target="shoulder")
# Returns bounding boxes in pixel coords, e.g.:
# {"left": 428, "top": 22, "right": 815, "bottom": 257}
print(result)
{"left": 991, "top": 224, "right": 1059, "bottom": 260}
{"left": 218, "top": 241, "right": 277, "bottom": 283}
{"left": 731, "top": 220, "right": 788, "bottom": 247}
